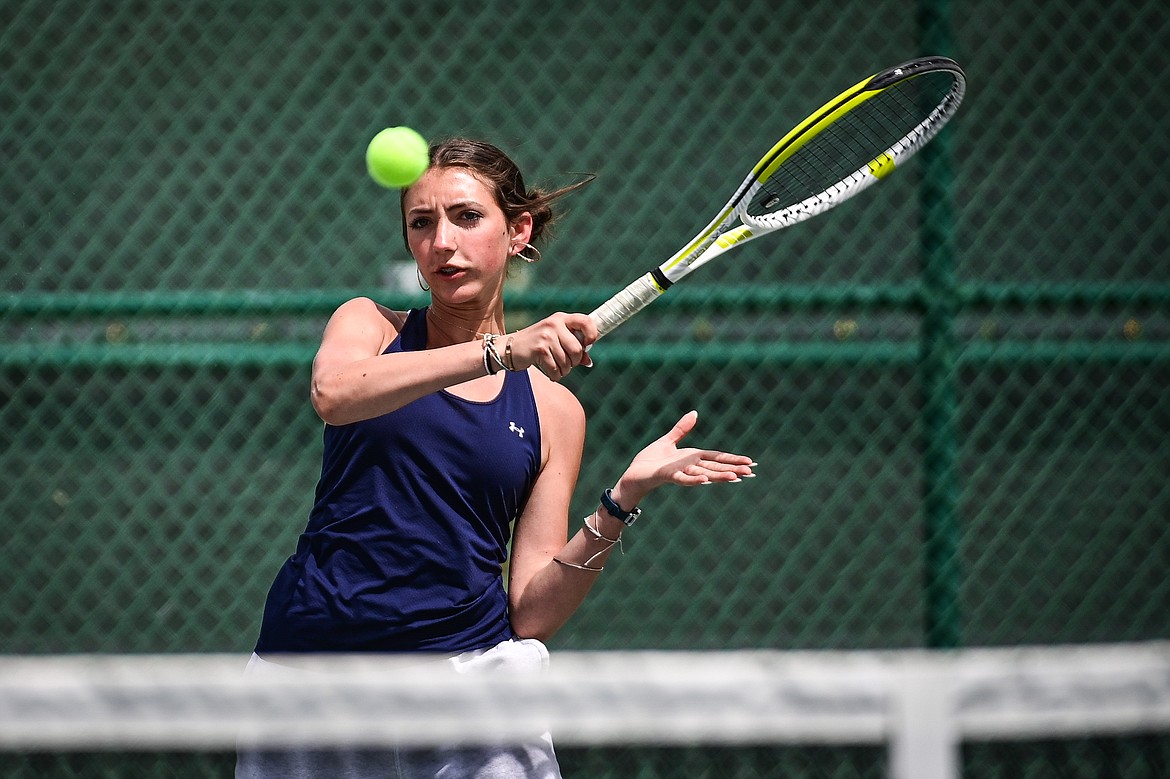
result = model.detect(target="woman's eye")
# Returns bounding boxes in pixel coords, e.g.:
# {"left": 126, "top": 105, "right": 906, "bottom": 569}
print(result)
{"left": 408, "top": 217, "right": 430, "bottom": 230}
{"left": 461, "top": 211, "right": 483, "bottom": 224}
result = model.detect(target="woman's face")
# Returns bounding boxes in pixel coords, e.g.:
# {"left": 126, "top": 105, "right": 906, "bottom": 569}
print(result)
{"left": 403, "top": 167, "right": 529, "bottom": 302}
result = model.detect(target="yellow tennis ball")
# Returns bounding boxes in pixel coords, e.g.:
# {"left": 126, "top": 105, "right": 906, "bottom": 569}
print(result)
{"left": 366, "top": 126, "right": 430, "bottom": 188}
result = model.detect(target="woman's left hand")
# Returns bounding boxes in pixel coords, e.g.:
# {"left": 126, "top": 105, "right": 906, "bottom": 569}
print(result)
{"left": 614, "top": 410, "right": 756, "bottom": 507}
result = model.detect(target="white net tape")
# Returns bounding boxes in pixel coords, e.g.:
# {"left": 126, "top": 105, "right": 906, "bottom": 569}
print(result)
{"left": 2, "top": 644, "right": 1168, "bottom": 778}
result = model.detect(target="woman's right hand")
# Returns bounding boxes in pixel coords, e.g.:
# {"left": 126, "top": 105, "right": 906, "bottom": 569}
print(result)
{"left": 508, "top": 312, "right": 598, "bottom": 380}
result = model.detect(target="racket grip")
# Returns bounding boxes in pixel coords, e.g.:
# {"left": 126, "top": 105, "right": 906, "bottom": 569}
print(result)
{"left": 589, "top": 272, "right": 665, "bottom": 340}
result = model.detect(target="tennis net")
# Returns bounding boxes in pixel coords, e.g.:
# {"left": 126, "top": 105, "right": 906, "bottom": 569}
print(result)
{"left": 2, "top": 643, "right": 1169, "bottom": 778}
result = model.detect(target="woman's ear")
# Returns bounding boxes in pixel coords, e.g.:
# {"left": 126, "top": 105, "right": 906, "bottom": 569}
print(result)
{"left": 509, "top": 211, "right": 534, "bottom": 248}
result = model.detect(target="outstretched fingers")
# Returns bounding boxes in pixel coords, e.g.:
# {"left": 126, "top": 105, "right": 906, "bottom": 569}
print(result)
{"left": 620, "top": 409, "right": 758, "bottom": 498}
{"left": 683, "top": 450, "right": 757, "bottom": 484}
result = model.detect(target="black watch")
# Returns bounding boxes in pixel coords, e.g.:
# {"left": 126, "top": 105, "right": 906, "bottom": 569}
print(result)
{"left": 599, "top": 488, "right": 641, "bottom": 526}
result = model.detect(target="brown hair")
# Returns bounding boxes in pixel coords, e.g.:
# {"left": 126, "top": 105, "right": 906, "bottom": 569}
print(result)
{"left": 400, "top": 137, "right": 593, "bottom": 250}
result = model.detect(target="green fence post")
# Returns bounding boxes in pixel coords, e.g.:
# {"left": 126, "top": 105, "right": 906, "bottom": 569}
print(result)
{"left": 918, "top": 0, "right": 962, "bottom": 649}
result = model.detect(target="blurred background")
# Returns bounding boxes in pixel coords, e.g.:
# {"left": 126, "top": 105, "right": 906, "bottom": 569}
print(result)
{"left": 2, "top": 0, "right": 1167, "bottom": 775}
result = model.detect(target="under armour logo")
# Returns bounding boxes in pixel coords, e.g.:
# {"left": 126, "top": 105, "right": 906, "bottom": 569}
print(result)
{"left": 508, "top": 421, "right": 525, "bottom": 438}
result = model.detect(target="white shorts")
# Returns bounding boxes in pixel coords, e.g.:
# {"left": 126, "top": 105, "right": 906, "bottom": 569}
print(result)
{"left": 235, "top": 638, "right": 561, "bottom": 779}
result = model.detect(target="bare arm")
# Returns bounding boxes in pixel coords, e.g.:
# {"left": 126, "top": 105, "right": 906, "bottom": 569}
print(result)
{"left": 310, "top": 298, "right": 599, "bottom": 426}
{"left": 507, "top": 408, "right": 756, "bottom": 641}
{"left": 310, "top": 298, "right": 484, "bottom": 425}
{"left": 506, "top": 382, "right": 589, "bottom": 640}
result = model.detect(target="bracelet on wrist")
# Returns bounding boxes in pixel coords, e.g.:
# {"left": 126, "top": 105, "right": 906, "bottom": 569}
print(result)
{"left": 504, "top": 336, "right": 516, "bottom": 372}
{"left": 553, "top": 556, "right": 604, "bottom": 573}
{"left": 583, "top": 513, "right": 623, "bottom": 551}
{"left": 482, "top": 333, "right": 507, "bottom": 375}
{"left": 599, "top": 488, "right": 641, "bottom": 526}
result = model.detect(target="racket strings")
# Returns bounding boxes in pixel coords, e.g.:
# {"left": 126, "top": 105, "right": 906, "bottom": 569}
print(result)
{"left": 748, "top": 71, "right": 958, "bottom": 219}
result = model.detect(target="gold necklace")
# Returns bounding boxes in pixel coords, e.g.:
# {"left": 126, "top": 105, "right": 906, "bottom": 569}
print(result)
{"left": 426, "top": 307, "right": 500, "bottom": 339}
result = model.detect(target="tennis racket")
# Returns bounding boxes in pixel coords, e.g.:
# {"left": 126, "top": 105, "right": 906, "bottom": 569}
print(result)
{"left": 588, "top": 56, "right": 966, "bottom": 339}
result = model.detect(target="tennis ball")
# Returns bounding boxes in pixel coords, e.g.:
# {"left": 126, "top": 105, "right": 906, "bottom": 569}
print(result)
{"left": 366, "top": 126, "right": 429, "bottom": 189}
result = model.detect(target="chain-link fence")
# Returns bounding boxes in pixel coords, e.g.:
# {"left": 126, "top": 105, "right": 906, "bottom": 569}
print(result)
{"left": 3, "top": 0, "right": 1168, "bottom": 776}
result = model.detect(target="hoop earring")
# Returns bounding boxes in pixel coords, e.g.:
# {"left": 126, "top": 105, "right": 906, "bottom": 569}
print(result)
{"left": 512, "top": 242, "right": 542, "bottom": 263}
{"left": 416, "top": 268, "right": 430, "bottom": 291}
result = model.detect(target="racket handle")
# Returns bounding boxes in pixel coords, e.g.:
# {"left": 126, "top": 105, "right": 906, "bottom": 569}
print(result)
{"left": 589, "top": 272, "right": 665, "bottom": 340}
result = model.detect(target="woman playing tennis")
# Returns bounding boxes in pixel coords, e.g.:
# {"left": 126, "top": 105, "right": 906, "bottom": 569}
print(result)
{"left": 238, "top": 137, "right": 756, "bottom": 779}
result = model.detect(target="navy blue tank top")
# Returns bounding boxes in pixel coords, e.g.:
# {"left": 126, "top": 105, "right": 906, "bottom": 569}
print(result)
{"left": 255, "top": 308, "right": 542, "bottom": 654}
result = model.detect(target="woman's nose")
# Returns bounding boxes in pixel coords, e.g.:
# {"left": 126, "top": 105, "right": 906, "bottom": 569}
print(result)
{"left": 433, "top": 217, "right": 456, "bottom": 250}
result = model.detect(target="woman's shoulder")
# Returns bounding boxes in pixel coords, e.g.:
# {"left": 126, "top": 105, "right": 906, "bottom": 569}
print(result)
{"left": 528, "top": 370, "right": 586, "bottom": 431}
{"left": 334, "top": 296, "right": 410, "bottom": 327}
{"left": 326, "top": 297, "right": 412, "bottom": 345}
